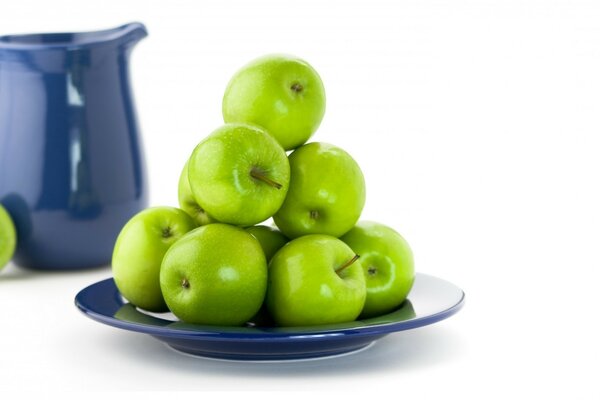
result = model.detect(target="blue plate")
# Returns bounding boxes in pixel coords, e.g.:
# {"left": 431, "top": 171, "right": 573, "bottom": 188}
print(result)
{"left": 74, "top": 273, "right": 465, "bottom": 361}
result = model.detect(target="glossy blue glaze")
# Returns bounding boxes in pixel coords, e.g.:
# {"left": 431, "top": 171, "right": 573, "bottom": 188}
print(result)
{"left": 75, "top": 273, "right": 465, "bottom": 361}
{"left": 0, "top": 23, "right": 148, "bottom": 269}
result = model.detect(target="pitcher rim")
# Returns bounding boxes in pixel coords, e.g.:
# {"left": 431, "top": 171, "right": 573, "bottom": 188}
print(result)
{"left": 0, "top": 22, "right": 147, "bottom": 51}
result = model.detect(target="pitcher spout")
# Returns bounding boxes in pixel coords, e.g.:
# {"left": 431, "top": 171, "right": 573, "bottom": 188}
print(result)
{"left": 111, "top": 22, "right": 148, "bottom": 48}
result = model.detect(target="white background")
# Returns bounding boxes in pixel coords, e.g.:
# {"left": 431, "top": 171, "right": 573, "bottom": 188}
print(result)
{"left": 1, "top": 0, "right": 599, "bottom": 396}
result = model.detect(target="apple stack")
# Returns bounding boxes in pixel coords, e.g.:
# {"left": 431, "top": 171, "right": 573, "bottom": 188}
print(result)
{"left": 112, "top": 55, "right": 415, "bottom": 327}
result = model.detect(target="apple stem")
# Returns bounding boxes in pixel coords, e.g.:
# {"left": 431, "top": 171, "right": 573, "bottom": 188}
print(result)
{"left": 250, "top": 168, "right": 282, "bottom": 189}
{"left": 291, "top": 83, "right": 304, "bottom": 93}
{"left": 335, "top": 254, "right": 360, "bottom": 275}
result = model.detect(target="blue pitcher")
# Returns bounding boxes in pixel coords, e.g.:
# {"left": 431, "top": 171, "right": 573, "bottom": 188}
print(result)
{"left": 0, "top": 23, "right": 149, "bottom": 270}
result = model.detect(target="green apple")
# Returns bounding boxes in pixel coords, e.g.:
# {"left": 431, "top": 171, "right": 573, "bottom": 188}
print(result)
{"left": 266, "top": 234, "right": 366, "bottom": 327}
{"left": 222, "top": 54, "right": 326, "bottom": 150}
{"left": 160, "top": 223, "right": 267, "bottom": 326}
{"left": 273, "top": 142, "right": 366, "bottom": 238}
{"left": 245, "top": 225, "right": 288, "bottom": 262}
{"left": 188, "top": 123, "right": 290, "bottom": 226}
{"left": 178, "top": 160, "right": 217, "bottom": 226}
{"left": 244, "top": 225, "right": 288, "bottom": 327}
{"left": 341, "top": 221, "right": 415, "bottom": 318}
{"left": 112, "top": 206, "right": 197, "bottom": 312}
{"left": 0, "top": 205, "right": 17, "bottom": 270}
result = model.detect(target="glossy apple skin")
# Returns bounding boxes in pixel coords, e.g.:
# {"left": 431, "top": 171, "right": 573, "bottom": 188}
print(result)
{"left": 340, "top": 221, "right": 415, "bottom": 318}
{"left": 273, "top": 142, "right": 366, "bottom": 238}
{"left": 112, "top": 207, "right": 197, "bottom": 312}
{"left": 245, "top": 225, "right": 289, "bottom": 262}
{"left": 0, "top": 205, "right": 16, "bottom": 270}
{"left": 188, "top": 124, "right": 290, "bottom": 226}
{"left": 222, "top": 54, "right": 326, "bottom": 151}
{"left": 266, "top": 234, "right": 366, "bottom": 327}
{"left": 245, "top": 224, "right": 288, "bottom": 327}
{"left": 160, "top": 223, "right": 267, "bottom": 326}
{"left": 177, "top": 160, "right": 217, "bottom": 226}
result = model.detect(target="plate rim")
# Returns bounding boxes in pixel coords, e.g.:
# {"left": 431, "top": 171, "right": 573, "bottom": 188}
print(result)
{"left": 74, "top": 272, "right": 465, "bottom": 342}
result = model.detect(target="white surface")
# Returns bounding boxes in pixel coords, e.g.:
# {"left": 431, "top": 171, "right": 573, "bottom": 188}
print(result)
{"left": 1, "top": 0, "right": 599, "bottom": 396}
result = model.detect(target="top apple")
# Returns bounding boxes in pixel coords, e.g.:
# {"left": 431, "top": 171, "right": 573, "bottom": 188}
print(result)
{"left": 222, "top": 54, "right": 326, "bottom": 151}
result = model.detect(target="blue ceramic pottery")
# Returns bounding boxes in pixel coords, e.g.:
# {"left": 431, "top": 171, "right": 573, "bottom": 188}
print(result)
{"left": 0, "top": 23, "right": 148, "bottom": 270}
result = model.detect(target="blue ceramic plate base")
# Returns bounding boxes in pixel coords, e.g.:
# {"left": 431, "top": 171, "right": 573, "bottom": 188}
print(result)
{"left": 75, "top": 273, "right": 465, "bottom": 361}
{"left": 165, "top": 340, "right": 378, "bottom": 363}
